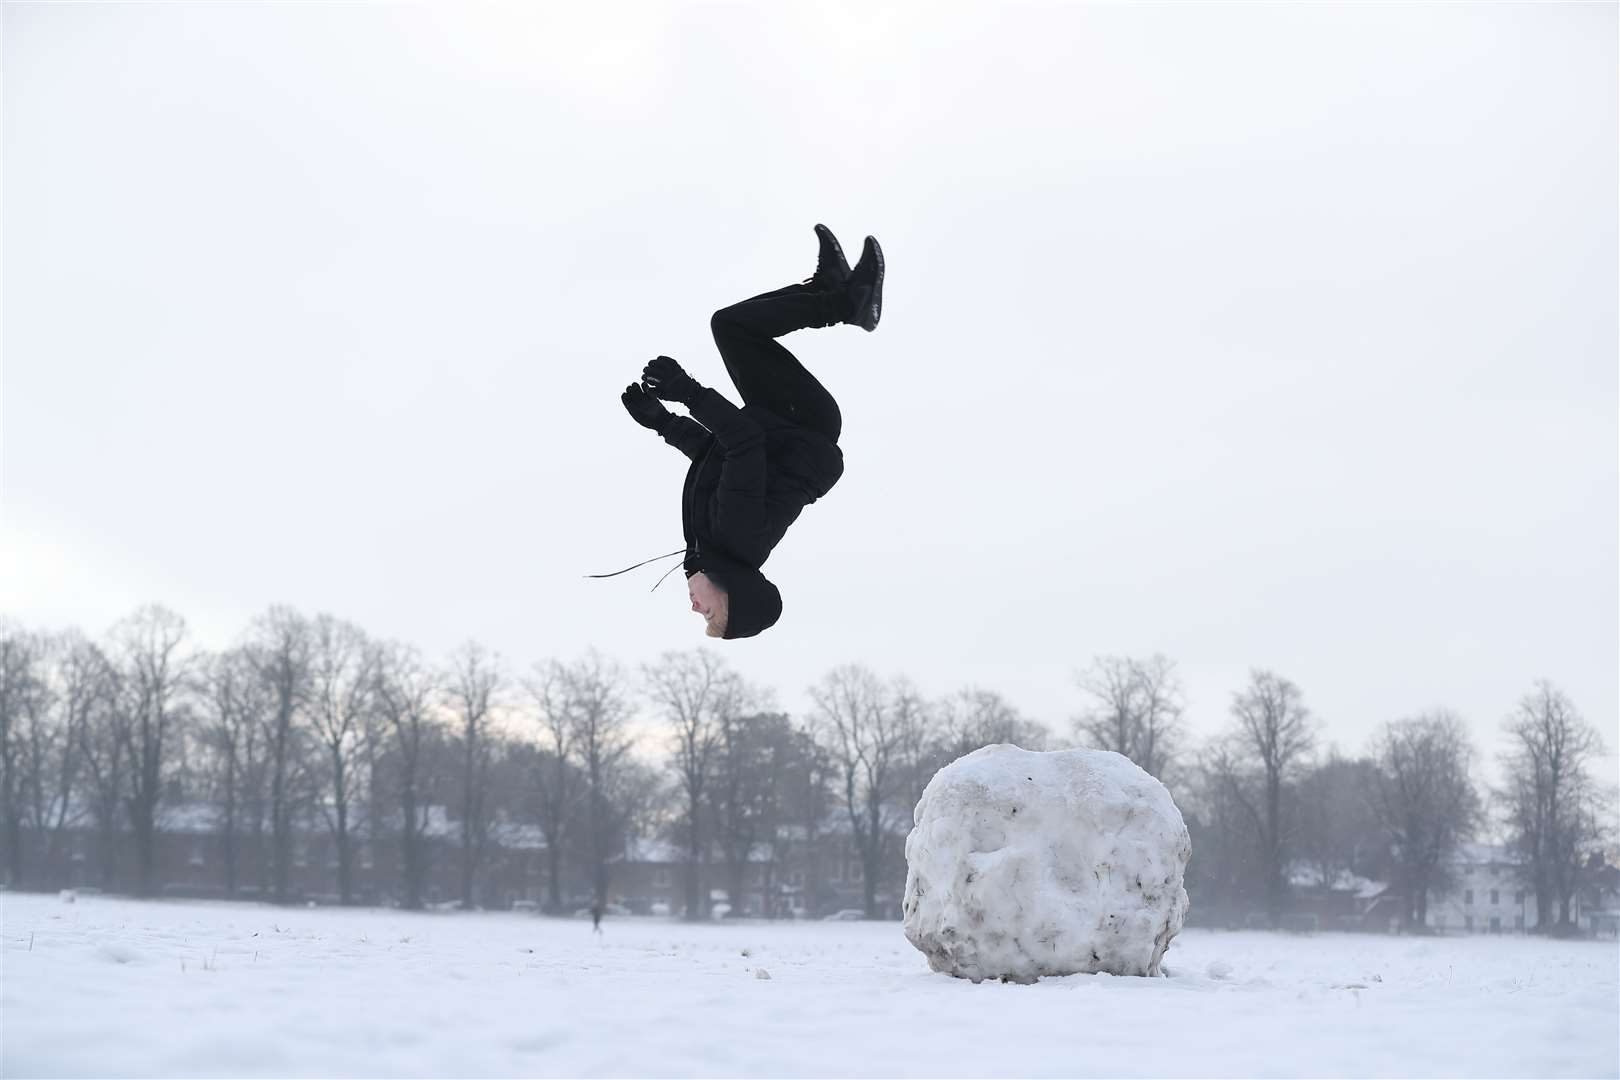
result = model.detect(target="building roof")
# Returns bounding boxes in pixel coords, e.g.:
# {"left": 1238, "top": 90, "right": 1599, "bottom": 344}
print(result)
{"left": 1285, "top": 863, "right": 1386, "bottom": 898}
{"left": 489, "top": 820, "right": 547, "bottom": 851}
{"left": 619, "top": 837, "right": 779, "bottom": 865}
{"left": 1452, "top": 842, "right": 1524, "bottom": 867}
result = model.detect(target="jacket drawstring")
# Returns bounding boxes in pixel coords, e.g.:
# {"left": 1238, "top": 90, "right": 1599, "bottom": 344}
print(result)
{"left": 584, "top": 548, "right": 686, "bottom": 591}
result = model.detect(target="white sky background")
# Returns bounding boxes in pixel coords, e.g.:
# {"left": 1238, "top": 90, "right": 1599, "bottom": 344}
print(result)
{"left": 3, "top": 3, "right": 1616, "bottom": 786}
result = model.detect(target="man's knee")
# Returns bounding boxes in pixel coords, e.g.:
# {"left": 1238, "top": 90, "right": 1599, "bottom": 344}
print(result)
{"left": 711, "top": 307, "right": 752, "bottom": 349}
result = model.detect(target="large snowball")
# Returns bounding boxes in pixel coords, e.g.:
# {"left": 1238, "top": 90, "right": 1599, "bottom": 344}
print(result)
{"left": 902, "top": 745, "right": 1191, "bottom": 982}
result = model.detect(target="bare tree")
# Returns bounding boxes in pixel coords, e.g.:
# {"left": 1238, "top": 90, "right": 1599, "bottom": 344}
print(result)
{"left": 19, "top": 632, "right": 105, "bottom": 884}
{"left": 1369, "top": 713, "right": 1480, "bottom": 930}
{"left": 200, "top": 647, "right": 269, "bottom": 895}
{"left": 1499, "top": 681, "right": 1609, "bottom": 931}
{"left": 76, "top": 654, "right": 127, "bottom": 891}
{"left": 810, "top": 665, "right": 924, "bottom": 918}
{"left": 526, "top": 660, "right": 580, "bottom": 912}
{"left": 929, "top": 687, "right": 1047, "bottom": 773}
{"left": 14, "top": 641, "right": 60, "bottom": 885}
{"left": 710, "top": 708, "right": 789, "bottom": 917}
{"left": 243, "top": 606, "right": 313, "bottom": 903}
{"left": 0, "top": 621, "right": 45, "bottom": 886}
{"left": 608, "top": 756, "right": 672, "bottom": 888}
{"left": 642, "top": 649, "right": 730, "bottom": 919}
{"left": 1182, "top": 745, "right": 1266, "bottom": 923}
{"left": 563, "top": 653, "right": 633, "bottom": 908}
{"left": 444, "top": 641, "right": 504, "bottom": 908}
{"left": 308, "top": 615, "right": 375, "bottom": 905}
{"left": 1072, "top": 654, "right": 1185, "bottom": 781}
{"left": 372, "top": 642, "right": 439, "bottom": 909}
{"left": 107, "top": 605, "right": 193, "bottom": 896}
{"left": 1219, "top": 669, "right": 1317, "bottom": 926}
{"left": 1292, "top": 752, "right": 1384, "bottom": 894}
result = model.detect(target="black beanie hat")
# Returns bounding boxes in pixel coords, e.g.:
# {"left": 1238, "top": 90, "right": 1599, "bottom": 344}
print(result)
{"left": 701, "top": 558, "right": 782, "bottom": 640}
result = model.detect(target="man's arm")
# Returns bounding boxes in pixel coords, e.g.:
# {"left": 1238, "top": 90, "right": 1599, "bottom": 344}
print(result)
{"left": 686, "top": 387, "right": 769, "bottom": 565}
{"left": 623, "top": 382, "right": 713, "bottom": 461}
{"left": 642, "top": 356, "right": 772, "bottom": 565}
{"left": 659, "top": 415, "right": 714, "bottom": 462}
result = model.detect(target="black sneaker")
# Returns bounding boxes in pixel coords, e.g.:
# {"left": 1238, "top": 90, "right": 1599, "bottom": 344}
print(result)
{"left": 846, "top": 235, "right": 884, "bottom": 332}
{"left": 809, "top": 223, "right": 851, "bottom": 290}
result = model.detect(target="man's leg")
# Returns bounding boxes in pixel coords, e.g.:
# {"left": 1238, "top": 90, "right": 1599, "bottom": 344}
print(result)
{"left": 710, "top": 286, "right": 844, "bottom": 443}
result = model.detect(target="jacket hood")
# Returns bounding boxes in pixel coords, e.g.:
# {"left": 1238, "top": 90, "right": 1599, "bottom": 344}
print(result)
{"left": 699, "top": 556, "right": 782, "bottom": 640}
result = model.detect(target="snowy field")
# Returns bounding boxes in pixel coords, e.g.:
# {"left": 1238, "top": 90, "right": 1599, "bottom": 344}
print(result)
{"left": 3, "top": 893, "right": 1616, "bottom": 1079}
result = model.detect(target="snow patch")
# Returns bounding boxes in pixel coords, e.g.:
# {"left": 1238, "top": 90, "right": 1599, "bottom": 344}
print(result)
{"left": 94, "top": 941, "right": 145, "bottom": 965}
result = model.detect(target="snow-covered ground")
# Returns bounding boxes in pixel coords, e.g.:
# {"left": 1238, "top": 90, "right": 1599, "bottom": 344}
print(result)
{"left": 3, "top": 893, "right": 1615, "bottom": 1078}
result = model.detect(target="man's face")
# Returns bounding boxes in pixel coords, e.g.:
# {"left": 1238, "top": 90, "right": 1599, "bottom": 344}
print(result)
{"left": 687, "top": 572, "right": 728, "bottom": 637}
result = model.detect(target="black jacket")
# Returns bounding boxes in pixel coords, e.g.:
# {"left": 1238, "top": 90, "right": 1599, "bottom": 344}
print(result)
{"left": 658, "top": 388, "right": 844, "bottom": 638}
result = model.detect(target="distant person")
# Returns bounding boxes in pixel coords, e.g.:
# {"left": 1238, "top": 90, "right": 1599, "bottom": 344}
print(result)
{"left": 590, "top": 903, "right": 604, "bottom": 934}
{"left": 617, "top": 224, "right": 885, "bottom": 639}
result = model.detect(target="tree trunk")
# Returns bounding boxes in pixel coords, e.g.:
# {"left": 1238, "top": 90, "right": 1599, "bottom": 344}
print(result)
{"left": 97, "top": 823, "right": 118, "bottom": 889}
{"left": 271, "top": 746, "right": 290, "bottom": 903}
{"left": 685, "top": 802, "right": 702, "bottom": 920}
{"left": 728, "top": 859, "right": 747, "bottom": 918}
{"left": 2, "top": 802, "right": 21, "bottom": 887}
{"left": 132, "top": 807, "right": 155, "bottom": 897}
{"left": 335, "top": 801, "right": 352, "bottom": 905}
{"left": 460, "top": 742, "right": 476, "bottom": 909}
{"left": 1535, "top": 879, "right": 1553, "bottom": 932}
{"left": 545, "top": 844, "right": 562, "bottom": 912}
{"left": 221, "top": 762, "right": 239, "bottom": 896}
{"left": 222, "top": 826, "right": 238, "bottom": 895}
{"left": 684, "top": 856, "right": 702, "bottom": 920}
{"left": 401, "top": 784, "right": 422, "bottom": 910}
{"left": 1264, "top": 773, "right": 1282, "bottom": 927}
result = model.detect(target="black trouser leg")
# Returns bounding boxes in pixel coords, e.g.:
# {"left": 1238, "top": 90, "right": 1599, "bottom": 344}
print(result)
{"left": 710, "top": 285, "right": 843, "bottom": 443}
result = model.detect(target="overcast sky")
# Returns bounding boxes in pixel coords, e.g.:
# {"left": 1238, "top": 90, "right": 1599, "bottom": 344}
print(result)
{"left": 4, "top": 2, "right": 1615, "bottom": 786}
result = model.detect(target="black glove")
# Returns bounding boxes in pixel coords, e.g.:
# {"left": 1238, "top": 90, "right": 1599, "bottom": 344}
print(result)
{"left": 641, "top": 355, "right": 701, "bottom": 404}
{"left": 621, "top": 383, "right": 672, "bottom": 433}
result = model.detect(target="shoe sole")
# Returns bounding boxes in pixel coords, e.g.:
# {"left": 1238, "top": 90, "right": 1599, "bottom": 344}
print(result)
{"left": 861, "top": 237, "right": 884, "bottom": 331}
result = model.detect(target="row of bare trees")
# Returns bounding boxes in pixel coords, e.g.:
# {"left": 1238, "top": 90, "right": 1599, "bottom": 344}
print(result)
{"left": 1185, "top": 671, "right": 1612, "bottom": 932}
{"left": 1, "top": 609, "right": 1611, "bottom": 927}
{"left": 0, "top": 608, "right": 655, "bottom": 909}
{"left": 0, "top": 605, "right": 1055, "bottom": 918}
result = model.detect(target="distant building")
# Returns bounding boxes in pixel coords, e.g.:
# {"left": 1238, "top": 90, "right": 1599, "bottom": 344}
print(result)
{"left": 1424, "top": 843, "right": 1551, "bottom": 935}
{"left": 1285, "top": 865, "right": 1390, "bottom": 932}
{"left": 1576, "top": 858, "right": 1620, "bottom": 939}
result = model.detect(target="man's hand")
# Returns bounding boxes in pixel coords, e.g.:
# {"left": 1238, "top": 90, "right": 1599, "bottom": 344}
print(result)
{"left": 621, "top": 382, "right": 672, "bottom": 432}
{"left": 641, "top": 355, "right": 701, "bottom": 404}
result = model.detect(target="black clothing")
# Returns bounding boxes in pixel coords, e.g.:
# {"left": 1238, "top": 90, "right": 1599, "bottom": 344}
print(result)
{"left": 641, "top": 354, "right": 701, "bottom": 405}
{"left": 658, "top": 284, "right": 846, "bottom": 638}
{"left": 811, "top": 224, "right": 851, "bottom": 290}
{"left": 847, "top": 236, "right": 884, "bottom": 332}
{"left": 712, "top": 283, "right": 845, "bottom": 441}
{"left": 621, "top": 383, "right": 671, "bottom": 430}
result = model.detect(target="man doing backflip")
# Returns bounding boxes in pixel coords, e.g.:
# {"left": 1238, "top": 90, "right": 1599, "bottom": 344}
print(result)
{"left": 620, "top": 224, "right": 884, "bottom": 639}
